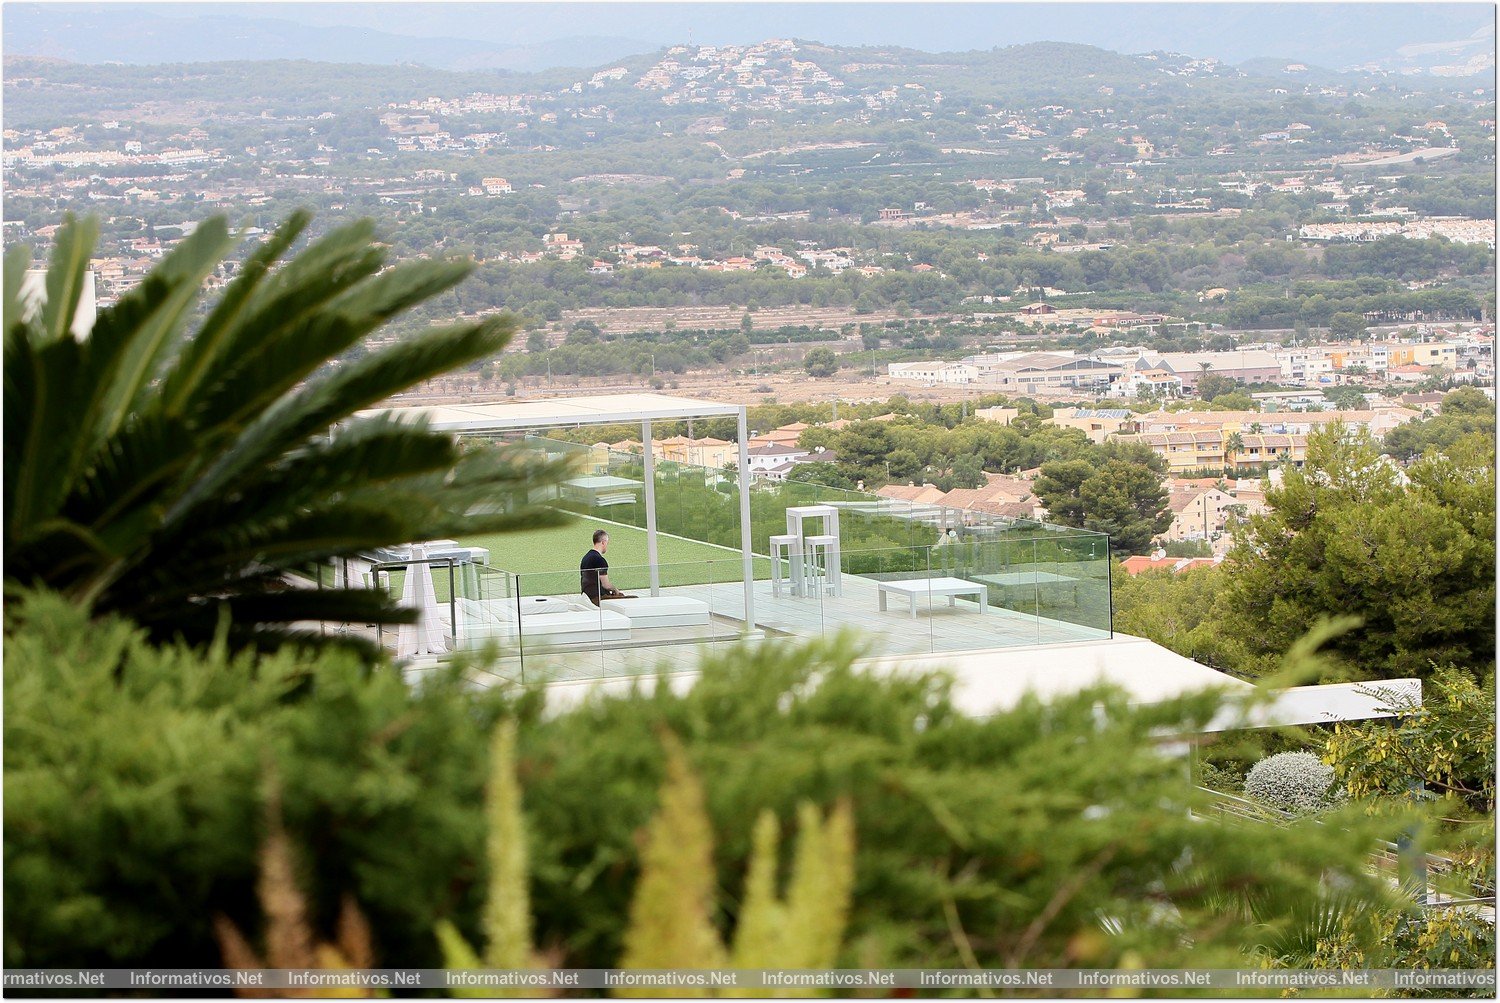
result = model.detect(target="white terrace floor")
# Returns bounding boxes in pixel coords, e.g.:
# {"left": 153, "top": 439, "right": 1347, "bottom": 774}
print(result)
{"left": 463, "top": 571, "right": 1107, "bottom": 686}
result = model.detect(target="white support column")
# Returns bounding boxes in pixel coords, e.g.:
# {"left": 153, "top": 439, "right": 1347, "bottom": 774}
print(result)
{"left": 737, "top": 408, "right": 756, "bottom": 633}
{"left": 642, "top": 419, "right": 660, "bottom": 596}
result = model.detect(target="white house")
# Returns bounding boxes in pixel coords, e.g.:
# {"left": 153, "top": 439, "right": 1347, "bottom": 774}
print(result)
{"left": 887, "top": 361, "right": 979, "bottom": 384}
{"left": 746, "top": 443, "right": 810, "bottom": 475}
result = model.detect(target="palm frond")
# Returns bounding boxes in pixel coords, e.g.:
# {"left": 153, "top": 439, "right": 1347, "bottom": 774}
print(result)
{"left": 2, "top": 243, "right": 33, "bottom": 328}
{"left": 164, "top": 318, "right": 512, "bottom": 526}
{"left": 4, "top": 211, "right": 562, "bottom": 656}
{"left": 92, "top": 218, "right": 235, "bottom": 439}
{"left": 159, "top": 210, "right": 313, "bottom": 416}
{"left": 40, "top": 214, "right": 98, "bottom": 344}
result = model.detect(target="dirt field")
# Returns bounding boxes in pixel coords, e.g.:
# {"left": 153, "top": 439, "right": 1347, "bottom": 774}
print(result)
{"left": 399, "top": 365, "right": 1079, "bottom": 409}
{"left": 557, "top": 304, "right": 923, "bottom": 337}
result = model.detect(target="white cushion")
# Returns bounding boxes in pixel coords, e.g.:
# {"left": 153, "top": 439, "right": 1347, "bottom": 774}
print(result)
{"left": 522, "top": 609, "right": 631, "bottom": 641}
{"left": 602, "top": 596, "right": 712, "bottom": 628}
{"left": 519, "top": 596, "right": 585, "bottom": 615}
{"left": 456, "top": 598, "right": 630, "bottom": 646}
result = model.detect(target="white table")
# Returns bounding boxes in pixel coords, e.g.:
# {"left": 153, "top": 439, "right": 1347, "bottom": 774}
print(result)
{"left": 971, "top": 571, "right": 1082, "bottom": 605}
{"left": 971, "top": 571, "right": 1078, "bottom": 586}
{"left": 877, "top": 577, "right": 988, "bottom": 618}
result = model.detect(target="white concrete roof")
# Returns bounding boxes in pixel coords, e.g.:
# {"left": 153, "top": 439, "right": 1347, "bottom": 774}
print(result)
{"left": 534, "top": 632, "right": 1419, "bottom": 733}
{"left": 858, "top": 634, "right": 1249, "bottom": 712}
{"left": 358, "top": 393, "right": 743, "bottom": 432}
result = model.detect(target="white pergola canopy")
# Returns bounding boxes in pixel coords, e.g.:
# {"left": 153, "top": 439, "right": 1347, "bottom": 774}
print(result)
{"left": 358, "top": 393, "right": 757, "bottom": 628}
{"left": 358, "top": 393, "right": 744, "bottom": 432}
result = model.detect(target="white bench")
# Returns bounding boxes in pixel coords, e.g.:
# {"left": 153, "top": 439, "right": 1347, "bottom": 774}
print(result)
{"left": 601, "top": 596, "right": 712, "bottom": 628}
{"left": 456, "top": 597, "right": 631, "bottom": 648}
{"left": 877, "top": 577, "right": 988, "bottom": 618}
{"left": 521, "top": 610, "right": 632, "bottom": 646}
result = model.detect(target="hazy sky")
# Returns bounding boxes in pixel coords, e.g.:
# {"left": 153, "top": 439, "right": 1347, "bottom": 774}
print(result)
{"left": 9, "top": 2, "right": 1496, "bottom": 67}
{"left": 194, "top": 2, "right": 1493, "bottom": 57}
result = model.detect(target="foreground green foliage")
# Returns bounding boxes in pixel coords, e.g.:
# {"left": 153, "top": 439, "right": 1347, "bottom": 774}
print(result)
{"left": 515, "top": 640, "right": 1414, "bottom": 971}
{"left": 3, "top": 591, "right": 512, "bottom": 968}
{"left": 6, "top": 591, "right": 1429, "bottom": 975}
{"left": 3, "top": 212, "right": 565, "bottom": 653}
{"left": 1325, "top": 668, "right": 1496, "bottom": 906}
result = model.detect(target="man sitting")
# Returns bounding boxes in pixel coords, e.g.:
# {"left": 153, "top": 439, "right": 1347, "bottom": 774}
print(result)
{"left": 580, "top": 529, "right": 635, "bottom": 606}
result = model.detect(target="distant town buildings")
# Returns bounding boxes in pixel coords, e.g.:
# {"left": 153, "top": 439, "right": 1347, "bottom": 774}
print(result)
{"left": 1297, "top": 218, "right": 1495, "bottom": 248}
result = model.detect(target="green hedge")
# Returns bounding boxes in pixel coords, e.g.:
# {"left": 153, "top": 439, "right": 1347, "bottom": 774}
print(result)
{"left": 4, "top": 592, "right": 515, "bottom": 969}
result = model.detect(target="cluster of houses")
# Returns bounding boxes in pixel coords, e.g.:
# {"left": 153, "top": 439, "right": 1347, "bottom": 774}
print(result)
{"left": 3, "top": 124, "right": 218, "bottom": 171}
{"left": 496, "top": 235, "right": 894, "bottom": 280}
{"left": 595, "top": 418, "right": 875, "bottom": 483}
{"left": 889, "top": 331, "right": 1493, "bottom": 395}
{"left": 873, "top": 461, "right": 1272, "bottom": 557}
{"left": 1104, "top": 405, "right": 1424, "bottom": 474}
{"left": 553, "top": 376, "right": 1456, "bottom": 562}
{"left": 1296, "top": 218, "right": 1495, "bottom": 248}
{"left": 631, "top": 39, "right": 850, "bottom": 111}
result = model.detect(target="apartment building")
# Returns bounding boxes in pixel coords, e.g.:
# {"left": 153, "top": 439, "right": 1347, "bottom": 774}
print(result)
{"left": 1112, "top": 429, "right": 1308, "bottom": 474}
{"left": 1048, "top": 407, "right": 1138, "bottom": 443}
{"left": 1161, "top": 482, "right": 1238, "bottom": 542}
{"left": 654, "top": 435, "right": 738, "bottom": 468}
{"left": 1276, "top": 348, "right": 1337, "bottom": 385}
{"left": 1133, "top": 408, "right": 1417, "bottom": 439}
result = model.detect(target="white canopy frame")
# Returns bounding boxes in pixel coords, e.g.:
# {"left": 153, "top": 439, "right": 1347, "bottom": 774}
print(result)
{"left": 358, "top": 393, "right": 758, "bottom": 631}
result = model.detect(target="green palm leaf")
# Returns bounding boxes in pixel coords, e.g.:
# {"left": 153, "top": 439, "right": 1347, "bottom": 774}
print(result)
{"left": 4, "top": 212, "right": 564, "bottom": 655}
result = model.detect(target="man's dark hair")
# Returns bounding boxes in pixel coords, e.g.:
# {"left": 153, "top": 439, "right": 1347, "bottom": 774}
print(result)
{"left": 593, "top": 529, "right": 608, "bottom": 544}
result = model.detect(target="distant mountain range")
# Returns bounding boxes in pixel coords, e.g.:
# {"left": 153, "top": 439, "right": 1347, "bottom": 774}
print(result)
{"left": 3, "top": 2, "right": 1494, "bottom": 78}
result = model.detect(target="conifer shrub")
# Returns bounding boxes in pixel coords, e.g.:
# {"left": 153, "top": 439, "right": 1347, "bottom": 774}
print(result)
{"left": 7, "top": 592, "right": 1412, "bottom": 973}
{"left": 3, "top": 591, "right": 509, "bottom": 969}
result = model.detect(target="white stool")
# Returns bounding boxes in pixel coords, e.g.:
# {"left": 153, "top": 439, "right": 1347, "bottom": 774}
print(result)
{"left": 769, "top": 534, "right": 803, "bottom": 598}
{"left": 804, "top": 534, "right": 842, "bottom": 596}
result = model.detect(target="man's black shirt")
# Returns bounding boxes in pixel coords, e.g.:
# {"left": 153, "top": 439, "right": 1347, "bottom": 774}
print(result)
{"left": 580, "top": 548, "right": 608, "bottom": 601}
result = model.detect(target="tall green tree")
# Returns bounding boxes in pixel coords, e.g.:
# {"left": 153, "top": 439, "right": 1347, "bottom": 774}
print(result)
{"left": 3, "top": 212, "right": 566, "bottom": 653}
{"left": 1383, "top": 387, "right": 1496, "bottom": 462}
{"left": 1329, "top": 311, "right": 1368, "bottom": 340}
{"left": 1036, "top": 459, "right": 1169, "bottom": 555}
{"left": 1109, "top": 564, "right": 1250, "bottom": 673}
{"left": 1223, "top": 427, "right": 1495, "bottom": 680}
{"left": 1195, "top": 370, "right": 1239, "bottom": 402}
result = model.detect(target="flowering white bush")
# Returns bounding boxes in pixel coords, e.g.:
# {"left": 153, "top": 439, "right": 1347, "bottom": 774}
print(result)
{"left": 1244, "top": 752, "right": 1338, "bottom": 813}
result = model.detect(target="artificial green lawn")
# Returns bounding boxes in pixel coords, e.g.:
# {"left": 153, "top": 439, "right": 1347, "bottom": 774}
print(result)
{"left": 458, "top": 518, "right": 770, "bottom": 587}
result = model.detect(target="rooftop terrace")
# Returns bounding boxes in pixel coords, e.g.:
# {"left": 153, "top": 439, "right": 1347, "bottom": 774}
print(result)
{"left": 341, "top": 393, "right": 1113, "bottom": 683}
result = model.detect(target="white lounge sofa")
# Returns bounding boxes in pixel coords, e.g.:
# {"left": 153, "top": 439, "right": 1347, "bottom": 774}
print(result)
{"left": 601, "top": 595, "right": 713, "bottom": 628}
{"left": 457, "top": 596, "right": 631, "bottom": 649}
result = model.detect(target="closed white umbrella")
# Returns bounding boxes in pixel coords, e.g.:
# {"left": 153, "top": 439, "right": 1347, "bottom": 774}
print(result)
{"left": 396, "top": 544, "right": 448, "bottom": 658}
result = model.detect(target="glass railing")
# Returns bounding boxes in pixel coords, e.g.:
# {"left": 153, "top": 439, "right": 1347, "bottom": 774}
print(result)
{"left": 524, "top": 437, "right": 1101, "bottom": 561}
{"left": 351, "top": 536, "right": 1112, "bottom": 685}
{"left": 340, "top": 435, "right": 1113, "bottom": 682}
